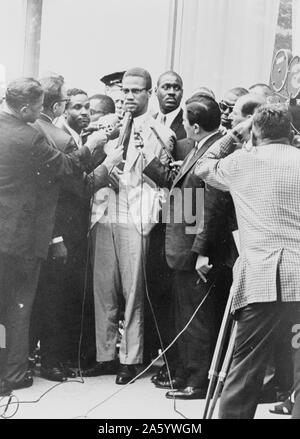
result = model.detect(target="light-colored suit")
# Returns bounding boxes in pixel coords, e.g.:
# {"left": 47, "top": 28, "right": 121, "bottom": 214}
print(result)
{"left": 91, "top": 112, "right": 175, "bottom": 364}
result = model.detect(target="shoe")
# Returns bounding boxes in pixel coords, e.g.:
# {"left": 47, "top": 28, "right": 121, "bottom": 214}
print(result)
{"left": 82, "top": 360, "right": 118, "bottom": 377}
{"left": 115, "top": 364, "right": 137, "bottom": 385}
{"left": 59, "top": 362, "right": 77, "bottom": 378}
{"left": 0, "top": 381, "right": 12, "bottom": 396}
{"left": 165, "top": 386, "right": 207, "bottom": 400}
{"left": 269, "top": 396, "right": 294, "bottom": 415}
{"left": 40, "top": 365, "right": 67, "bottom": 382}
{"left": 151, "top": 365, "right": 174, "bottom": 384}
{"left": 0, "top": 372, "right": 33, "bottom": 395}
{"left": 155, "top": 376, "right": 186, "bottom": 389}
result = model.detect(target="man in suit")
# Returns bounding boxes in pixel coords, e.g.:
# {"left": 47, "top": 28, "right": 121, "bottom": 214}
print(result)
{"left": 194, "top": 104, "right": 300, "bottom": 418}
{"left": 144, "top": 95, "right": 236, "bottom": 399}
{"left": 55, "top": 87, "right": 124, "bottom": 373}
{"left": 84, "top": 67, "right": 175, "bottom": 385}
{"left": 155, "top": 71, "right": 186, "bottom": 144}
{"left": 30, "top": 77, "right": 123, "bottom": 381}
{"left": 0, "top": 77, "right": 106, "bottom": 396}
{"left": 145, "top": 71, "right": 187, "bottom": 376}
{"left": 219, "top": 87, "right": 248, "bottom": 130}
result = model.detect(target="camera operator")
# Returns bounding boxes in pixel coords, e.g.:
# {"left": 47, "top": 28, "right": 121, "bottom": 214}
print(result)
{"left": 194, "top": 103, "right": 300, "bottom": 419}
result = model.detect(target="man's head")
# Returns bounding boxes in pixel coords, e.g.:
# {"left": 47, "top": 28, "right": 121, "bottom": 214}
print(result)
{"left": 155, "top": 71, "right": 183, "bottom": 114}
{"left": 108, "top": 88, "right": 125, "bottom": 120}
{"left": 89, "top": 94, "right": 115, "bottom": 122}
{"left": 252, "top": 104, "right": 292, "bottom": 146}
{"left": 192, "top": 86, "right": 215, "bottom": 100}
{"left": 184, "top": 95, "right": 221, "bottom": 141}
{"left": 230, "top": 93, "right": 266, "bottom": 128}
{"left": 5, "top": 77, "right": 44, "bottom": 123}
{"left": 65, "top": 88, "right": 90, "bottom": 133}
{"left": 39, "top": 75, "right": 68, "bottom": 119}
{"left": 220, "top": 87, "right": 248, "bottom": 129}
{"left": 249, "top": 83, "right": 273, "bottom": 99}
{"left": 122, "top": 67, "right": 152, "bottom": 117}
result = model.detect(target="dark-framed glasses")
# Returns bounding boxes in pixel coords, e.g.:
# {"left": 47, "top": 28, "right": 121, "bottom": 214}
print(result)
{"left": 122, "top": 88, "right": 147, "bottom": 96}
{"left": 219, "top": 100, "right": 235, "bottom": 112}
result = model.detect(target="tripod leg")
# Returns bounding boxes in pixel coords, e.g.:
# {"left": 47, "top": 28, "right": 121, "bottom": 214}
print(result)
{"left": 202, "top": 289, "right": 234, "bottom": 419}
{"left": 207, "top": 323, "right": 237, "bottom": 419}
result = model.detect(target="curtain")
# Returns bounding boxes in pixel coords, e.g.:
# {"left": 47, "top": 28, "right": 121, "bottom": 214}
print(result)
{"left": 167, "top": 0, "right": 280, "bottom": 99}
{"left": 293, "top": 0, "right": 300, "bottom": 55}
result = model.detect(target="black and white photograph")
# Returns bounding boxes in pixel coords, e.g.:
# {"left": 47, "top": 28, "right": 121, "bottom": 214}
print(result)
{"left": 0, "top": 0, "right": 300, "bottom": 425}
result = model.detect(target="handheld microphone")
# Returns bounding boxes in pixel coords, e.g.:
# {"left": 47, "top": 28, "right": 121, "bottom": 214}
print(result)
{"left": 109, "top": 111, "right": 133, "bottom": 174}
{"left": 117, "top": 111, "right": 133, "bottom": 147}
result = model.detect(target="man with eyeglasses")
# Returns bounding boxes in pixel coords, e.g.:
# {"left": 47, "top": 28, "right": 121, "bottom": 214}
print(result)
{"left": 219, "top": 87, "right": 248, "bottom": 130}
{"left": 85, "top": 67, "right": 176, "bottom": 385}
{"left": 29, "top": 77, "right": 123, "bottom": 382}
{"left": 89, "top": 94, "right": 115, "bottom": 123}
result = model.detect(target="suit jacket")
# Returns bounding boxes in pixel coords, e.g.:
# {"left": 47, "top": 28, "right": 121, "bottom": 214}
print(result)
{"left": 0, "top": 110, "right": 92, "bottom": 259}
{"left": 195, "top": 137, "right": 300, "bottom": 311}
{"left": 144, "top": 130, "right": 236, "bottom": 271}
{"left": 39, "top": 116, "right": 109, "bottom": 249}
{"left": 91, "top": 113, "right": 176, "bottom": 235}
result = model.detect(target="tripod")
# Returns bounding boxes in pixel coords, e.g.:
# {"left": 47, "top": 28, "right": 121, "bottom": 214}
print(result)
{"left": 202, "top": 288, "right": 237, "bottom": 419}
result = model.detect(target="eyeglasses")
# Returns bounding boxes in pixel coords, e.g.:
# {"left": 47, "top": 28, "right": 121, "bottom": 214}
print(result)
{"left": 122, "top": 88, "right": 147, "bottom": 96}
{"left": 219, "top": 101, "right": 235, "bottom": 112}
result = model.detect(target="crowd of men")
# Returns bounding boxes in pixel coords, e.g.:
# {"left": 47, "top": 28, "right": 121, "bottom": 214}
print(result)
{"left": 0, "top": 67, "right": 300, "bottom": 419}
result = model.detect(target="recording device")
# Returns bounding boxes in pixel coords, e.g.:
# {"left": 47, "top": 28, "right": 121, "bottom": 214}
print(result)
{"left": 81, "top": 114, "right": 121, "bottom": 143}
{"left": 270, "top": 49, "right": 300, "bottom": 101}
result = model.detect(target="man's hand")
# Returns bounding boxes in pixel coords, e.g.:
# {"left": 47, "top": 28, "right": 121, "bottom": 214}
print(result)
{"left": 108, "top": 167, "right": 123, "bottom": 191}
{"left": 104, "top": 144, "right": 124, "bottom": 169}
{"left": 195, "top": 255, "right": 213, "bottom": 283}
{"left": 170, "top": 160, "right": 183, "bottom": 168}
{"left": 232, "top": 117, "right": 253, "bottom": 143}
{"left": 49, "top": 241, "right": 67, "bottom": 264}
{"left": 85, "top": 130, "right": 108, "bottom": 154}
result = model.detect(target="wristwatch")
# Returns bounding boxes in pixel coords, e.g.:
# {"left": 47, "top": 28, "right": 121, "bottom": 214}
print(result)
{"left": 232, "top": 129, "right": 244, "bottom": 142}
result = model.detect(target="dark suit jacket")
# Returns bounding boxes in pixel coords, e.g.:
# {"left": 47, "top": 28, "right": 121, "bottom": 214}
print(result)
{"left": 144, "top": 131, "right": 237, "bottom": 271}
{"left": 34, "top": 116, "right": 109, "bottom": 248}
{"left": 0, "top": 110, "right": 92, "bottom": 259}
{"left": 170, "top": 108, "right": 187, "bottom": 142}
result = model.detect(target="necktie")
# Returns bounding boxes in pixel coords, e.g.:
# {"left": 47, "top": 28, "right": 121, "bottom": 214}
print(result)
{"left": 161, "top": 114, "right": 166, "bottom": 125}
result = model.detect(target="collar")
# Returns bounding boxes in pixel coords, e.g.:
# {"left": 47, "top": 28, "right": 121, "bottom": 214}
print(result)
{"left": 62, "top": 120, "right": 81, "bottom": 147}
{"left": 196, "top": 130, "right": 219, "bottom": 150}
{"left": 157, "top": 106, "right": 181, "bottom": 127}
{"left": 40, "top": 112, "right": 53, "bottom": 123}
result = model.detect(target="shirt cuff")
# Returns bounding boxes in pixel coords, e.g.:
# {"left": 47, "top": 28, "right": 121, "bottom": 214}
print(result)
{"left": 50, "top": 236, "right": 64, "bottom": 245}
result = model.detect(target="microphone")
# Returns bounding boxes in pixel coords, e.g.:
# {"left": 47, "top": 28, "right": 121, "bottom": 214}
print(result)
{"left": 117, "top": 111, "right": 133, "bottom": 147}
{"left": 108, "top": 111, "right": 133, "bottom": 174}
